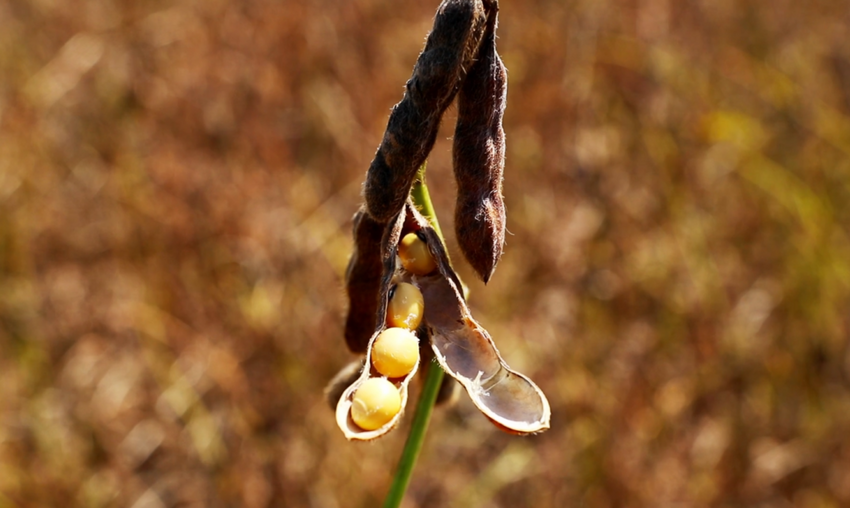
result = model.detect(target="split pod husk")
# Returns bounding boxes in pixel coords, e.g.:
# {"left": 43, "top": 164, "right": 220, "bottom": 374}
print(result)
{"left": 335, "top": 206, "right": 428, "bottom": 440}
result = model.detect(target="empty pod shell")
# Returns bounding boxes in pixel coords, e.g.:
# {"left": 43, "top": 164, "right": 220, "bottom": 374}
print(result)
{"left": 404, "top": 204, "right": 550, "bottom": 434}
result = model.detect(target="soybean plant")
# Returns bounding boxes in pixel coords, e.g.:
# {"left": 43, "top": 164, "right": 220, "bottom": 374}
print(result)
{"left": 327, "top": 1, "right": 549, "bottom": 506}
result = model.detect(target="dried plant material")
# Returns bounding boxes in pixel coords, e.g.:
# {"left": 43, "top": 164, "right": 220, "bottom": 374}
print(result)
{"left": 363, "top": 0, "right": 488, "bottom": 223}
{"left": 335, "top": 208, "right": 421, "bottom": 440}
{"left": 453, "top": 4, "right": 507, "bottom": 283}
{"left": 418, "top": 342, "right": 461, "bottom": 406}
{"left": 407, "top": 205, "right": 550, "bottom": 434}
{"left": 335, "top": 330, "right": 421, "bottom": 439}
{"left": 335, "top": 202, "right": 549, "bottom": 439}
{"left": 344, "top": 208, "right": 386, "bottom": 353}
{"left": 424, "top": 276, "right": 550, "bottom": 433}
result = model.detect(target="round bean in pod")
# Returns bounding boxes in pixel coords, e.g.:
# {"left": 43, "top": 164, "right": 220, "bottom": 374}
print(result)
{"left": 350, "top": 377, "right": 402, "bottom": 431}
{"left": 398, "top": 232, "right": 437, "bottom": 275}
{"left": 371, "top": 327, "right": 420, "bottom": 378}
{"left": 386, "top": 282, "right": 425, "bottom": 329}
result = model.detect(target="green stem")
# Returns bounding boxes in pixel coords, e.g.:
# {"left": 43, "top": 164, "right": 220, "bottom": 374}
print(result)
{"left": 409, "top": 165, "right": 445, "bottom": 240}
{"left": 382, "top": 166, "right": 447, "bottom": 508}
{"left": 382, "top": 360, "right": 444, "bottom": 508}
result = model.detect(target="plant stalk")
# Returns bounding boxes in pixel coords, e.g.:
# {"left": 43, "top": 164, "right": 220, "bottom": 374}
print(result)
{"left": 382, "top": 166, "right": 448, "bottom": 508}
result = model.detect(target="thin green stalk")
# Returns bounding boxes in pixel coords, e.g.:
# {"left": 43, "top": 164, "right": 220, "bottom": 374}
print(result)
{"left": 381, "top": 358, "right": 444, "bottom": 508}
{"left": 409, "top": 165, "right": 445, "bottom": 240}
{"left": 382, "top": 166, "right": 448, "bottom": 508}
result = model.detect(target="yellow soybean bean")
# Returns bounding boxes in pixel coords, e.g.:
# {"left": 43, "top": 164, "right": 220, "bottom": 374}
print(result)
{"left": 398, "top": 232, "right": 437, "bottom": 275}
{"left": 350, "top": 377, "right": 402, "bottom": 431}
{"left": 371, "top": 327, "right": 420, "bottom": 378}
{"left": 386, "top": 283, "right": 425, "bottom": 329}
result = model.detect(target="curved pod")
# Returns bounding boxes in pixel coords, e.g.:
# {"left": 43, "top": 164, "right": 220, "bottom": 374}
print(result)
{"left": 335, "top": 205, "right": 423, "bottom": 440}
{"left": 453, "top": 3, "right": 508, "bottom": 283}
{"left": 363, "top": 0, "right": 488, "bottom": 222}
{"left": 405, "top": 204, "right": 550, "bottom": 434}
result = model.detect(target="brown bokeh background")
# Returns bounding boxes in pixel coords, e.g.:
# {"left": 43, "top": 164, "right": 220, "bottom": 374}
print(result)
{"left": 2, "top": 0, "right": 850, "bottom": 506}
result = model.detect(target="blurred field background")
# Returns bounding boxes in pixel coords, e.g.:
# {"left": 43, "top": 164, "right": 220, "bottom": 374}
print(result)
{"left": 2, "top": 0, "right": 850, "bottom": 506}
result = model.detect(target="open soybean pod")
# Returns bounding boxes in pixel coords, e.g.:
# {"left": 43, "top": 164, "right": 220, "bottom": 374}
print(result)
{"left": 453, "top": 1, "right": 507, "bottom": 283}
{"left": 404, "top": 204, "right": 551, "bottom": 434}
{"left": 335, "top": 208, "right": 424, "bottom": 440}
{"left": 363, "top": 0, "right": 488, "bottom": 223}
{"left": 336, "top": 202, "right": 549, "bottom": 439}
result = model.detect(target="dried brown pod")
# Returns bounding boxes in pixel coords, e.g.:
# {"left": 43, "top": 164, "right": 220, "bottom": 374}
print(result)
{"left": 334, "top": 202, "right": 549, "bottom": 440}
{"left": 363, "top": 0, "right": 488, "bottom": 223}
{"left": 452, "top": 4, "right": 507, "bottom": 283}
{"left": 344, "top": 208, "right": 386, "bottom": 353}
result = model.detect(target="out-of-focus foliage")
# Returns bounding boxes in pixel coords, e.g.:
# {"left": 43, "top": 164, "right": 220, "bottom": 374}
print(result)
{"left": 1, "top": 0, "right": 850, "bottom": 506}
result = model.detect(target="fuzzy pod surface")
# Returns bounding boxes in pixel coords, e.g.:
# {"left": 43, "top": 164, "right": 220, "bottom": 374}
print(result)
{"left": 363, "top": 0, "right": 487, "bottom": 223}
{"left": 344, "top": 209, "right": 386, "bottom": 353}
{"left": 452, "top": 3, "right": 507, "bottom": 283}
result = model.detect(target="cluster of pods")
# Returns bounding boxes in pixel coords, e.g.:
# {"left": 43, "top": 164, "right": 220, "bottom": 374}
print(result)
{"left": 332, "top": 204, "right": 550, "bottom": 440}
{"left": 363, "top": 0, "right": 507, "bottom": 283}
{"left": 328, "top": 0, "right": 551, "bottom": 440}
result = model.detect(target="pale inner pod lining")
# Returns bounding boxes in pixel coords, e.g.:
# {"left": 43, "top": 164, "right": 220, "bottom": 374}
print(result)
{"left": 410, "top": 204, "right": 550, "bottom": 434}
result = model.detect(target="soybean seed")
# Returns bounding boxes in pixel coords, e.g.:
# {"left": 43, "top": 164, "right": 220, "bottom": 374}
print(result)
{"left": 371, "top": 327, "right": 420, "bottom": 378}
{"left": 398, "top": 232, "right": 437, "bottom": 275}
{"left": 350, "top": 377, "right": 402, "bottom": 431}
{"left": 386, "top": 283, "right": 425, "bottom": 329}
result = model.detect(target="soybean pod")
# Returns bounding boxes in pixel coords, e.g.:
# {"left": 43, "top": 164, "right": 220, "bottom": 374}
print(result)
{"left": 452, "top": 3, "right": 507, "bottom": 283}
{"left": 363, "top": 0, "right": 488, "bottom": 223}
{"left": 344, "top": 209, "right": 385, "bottom": 353}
